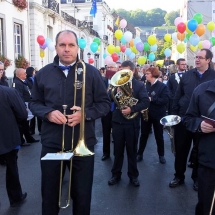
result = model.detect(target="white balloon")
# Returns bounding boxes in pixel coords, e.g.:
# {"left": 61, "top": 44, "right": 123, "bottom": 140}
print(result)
{"left": 172, "top": 32, "right": 178, "bottom": 42}
{"left": 174, "top": 17, "right": 183, "bottom": 27}
{"left": 124, "top": 31, "right": 133, "bottom": 43}
{"left": 48, "top": 42, "right": 55, "bottom": 52}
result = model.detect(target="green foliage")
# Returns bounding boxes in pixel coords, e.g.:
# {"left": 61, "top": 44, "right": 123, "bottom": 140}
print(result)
{"left": 156, "top": 40, "right": 172, "bottom": 60}
{"left": 164, "top": 10, "right": 180, "bottom": 26}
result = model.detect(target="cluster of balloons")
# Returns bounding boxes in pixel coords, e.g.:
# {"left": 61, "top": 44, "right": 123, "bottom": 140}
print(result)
{"left": 37, "top": 35, "right": 55, "bottom": 58}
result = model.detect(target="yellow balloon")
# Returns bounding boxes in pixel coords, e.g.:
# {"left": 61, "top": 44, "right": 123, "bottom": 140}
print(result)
{"left": 40, "top": 50, "right": 45, "bottom": 58}
{"left": 131, "top": 46, "right": 138, "bottom": 54}
{"left": 107, "top": 44, "right": 115, "bottom": 54}
{"left": 137, "top": 56, "right": 147, "bottom": 65}
{"left": 190, "top": 45, "right": 198, "bottom": 52}
{"left": 177, "top": 43, "right": 185, "bottom": 54}
{"left": 98, "top": 46, "right": 100, "bottom": 52}
{"left": 207, "top": 21, "right": 215, "bottom": 31}
{"left": 147, "top": 35, "right": 157, "bottom": 45}
{"left": 198, "top": 41, "right": 203, "bottom": 49}
{"left": 114, "top": 29, "right": 123, "bottom": 40}
{"left": 164, "top": 34, "right": 171, "bottom": 42}
{"left": 115, "top": 46, "right": 120, "bottom": 53}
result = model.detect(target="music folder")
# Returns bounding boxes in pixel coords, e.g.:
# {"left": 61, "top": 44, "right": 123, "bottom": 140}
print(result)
{"left": 201, "top": 115, "right": 215, "bottom": 128}
{"left": 41, "top": 152, "right": 73, "bottom": 160}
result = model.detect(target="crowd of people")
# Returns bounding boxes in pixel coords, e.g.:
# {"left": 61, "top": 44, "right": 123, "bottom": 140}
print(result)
{"left": 0, "top": 29, "right": 215, "bottom": 215}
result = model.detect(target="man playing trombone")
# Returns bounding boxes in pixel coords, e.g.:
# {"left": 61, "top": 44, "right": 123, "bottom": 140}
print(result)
{"left": 29, "top": 30, "right": 110, "bottom": 215}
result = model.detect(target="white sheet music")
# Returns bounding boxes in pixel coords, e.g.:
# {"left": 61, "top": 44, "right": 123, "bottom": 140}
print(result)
{"left": 41, "top": 153, "right": 73, "bottom": 160}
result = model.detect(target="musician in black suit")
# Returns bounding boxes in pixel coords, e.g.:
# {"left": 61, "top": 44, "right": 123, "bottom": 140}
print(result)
{"left": 108, "top": 60, "right": 149, "bottom": 186}
{"left": 0, "top": 85, "right": 28, "bottom": 207}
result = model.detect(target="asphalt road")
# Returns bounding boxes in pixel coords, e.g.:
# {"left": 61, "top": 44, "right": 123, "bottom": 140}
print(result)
{"left": 0, "top": 120, "right": 197, "bottom": 215}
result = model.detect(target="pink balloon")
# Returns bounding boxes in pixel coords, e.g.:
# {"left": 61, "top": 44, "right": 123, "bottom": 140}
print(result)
{"left": 202, "top": 40, "right": 212, "bottom": 49}
{"left": 174, "top": 17, "right": 183, "bottom": 27}
{"left": 104, "top": 56, "right": 113, "bottom": 65}
{"left": 120, "top": 19, "right": 127, "bottom": 29}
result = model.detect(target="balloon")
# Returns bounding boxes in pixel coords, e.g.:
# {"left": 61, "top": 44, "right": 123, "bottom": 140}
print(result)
{"left": 48, "top": 42, "right": 55, "bottom": 52}
{"left": 125, "top": 48, "right": 132, "bottom": 56}
{"left": 111, "top": 53, "right": 119, "bottom": 62}
{"left": 129, "top": 39, "right": 134, "bottom": 47}
{"left": 184, "top": 38, "right": 188, "bottom": 43}
{"left": 37, "top": 35, "right": 45, "bottom": 46}
{"left": 40, "top": 49, "right": 45, "bottom": 58}
{"left": 120, "top": 36, "right": 126, "bottom": 45}
{"left": 88, "top": 58, "right": 94, "bottom": 64}
{"left": 164, "top": 34, "right": 171, "bottom": 42}
{"left": 129, "top": 52, "right": 135, "bottom": 60}
{"left": 172, "top": 32, "right": 178, "bottom": 42}
{"left": 137, "top": 56, "right": 147, "bottom": 65}
{"left": 90, "top": 42, "right": 98, "bottom": 53}
{"left": 209, "top": 37, "right": 215, "bottom": 46}
{"left": 187, "top": 19, "right": 198, "bottom": 32}
{"left": 107, "top": 44, "right": 115, "bottom": 54}
{"left": 186, "top": 33, "right": 191, "bottom": 40}
{"left": 131, "top": 46, "right": 138, "bottom": 54}
{"left": 195, "top": 24, "right": 206, "bottom": 37}
{"left": 98, "top": 46, "right": 100, "bottom": 52}
{"left": 202, "top": 40, "right": 211, "bottom": 49}
{"left": 40, "top": 43, "right": 47, "bottom": 50}
{"left": 93, "top": 37, "right": 101, "bottom": 46}
{"left": 198, "top": 41, "right": 203, "bottom": 49}
{"left": 164, "top": 48, "right": 172, "bottom": 57}
{"left": 186, "top": 21, "right": 193, "bottom": 34}
{"left": 143, "top": 42, "right": 150, "bottom": 51}
{"left": 174, "top": 17, "right": 183, "bottom": 27}
{"left": 134, "top": 37, "right": 141, "bottom": 45}
{"left": 148, "top": 53, "right": 155, "bottom": 62}
{"left": 124, "top": 31, "right": 133, "bottom": 42}
{"left": 147, "top": 35, "right": 157, "bottom": 45}
{"left": 114, "top": 29, "right": 123, "bottom": 40}
{"left": 136, "top": 42, "right": 144, "bottom": 52}
{"left": 193, "top": 13, "right": 203, "bottom": 24}
{"left": 177, "top": 32, "right": 185, "bottom": 41}
{"left": 150, "top": 44, "right": 157, "bottom": 52}
{"left": 207, "top": 21, "right": 215, "bottom": 31}
{"left": 78, "top": 38, "right": 86, "bottom": 49}
{"left": 45, "top": 38, "right": 52, "bottom": 46}
{"left": 103, "top": 53, "right": 108, "bottom": 59}
{"left": 177, "top": 22, "right": 186, "bottom": 34}
{"left": 120, "top": 19, "right": 127, "bottom": 29}
{"left": 190, "top": 45, "right": 198, "bottom": 52}
{"left": 120, "top": 45, "right": 126, "bottom": 53}
{"left": 189, "top": 34, "right": 200, "bottom": 46}
{"left": 115, "top": 46, "right": 120, "bottom": 53}
{"left": 104, "top": 56, "right": 113, "bottom": 65}
{"left": 177, "top": 43, "right": 185, "bottom": 54}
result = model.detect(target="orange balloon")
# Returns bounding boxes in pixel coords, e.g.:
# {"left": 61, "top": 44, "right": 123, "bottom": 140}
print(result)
{"left": 195, "top": 24, "right": 206, "bottom": 37}
{"left": 129, "top": 39, "right": 134, "bottom": 47}
{"left": 177, "top": 32, "right": 185, "bottom": 41}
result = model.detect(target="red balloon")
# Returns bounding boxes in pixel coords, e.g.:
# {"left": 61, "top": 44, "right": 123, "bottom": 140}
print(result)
{"left": 37, "top": 35, "right": 45, "bottom": 46}
{"left": 88, "top": 58, "right": 94, "bottom": 64}
{"left": 111, "top": 53, "right": 119, "bottom": 62}
{"left": 120, "top": 45, "right": 126, "bottom": 53}
{"left": 177, "top": 22, "right": 186, "bottom": 34}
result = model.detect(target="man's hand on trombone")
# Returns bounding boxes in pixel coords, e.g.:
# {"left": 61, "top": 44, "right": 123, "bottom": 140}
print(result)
{"left": 67, "top": 106, "right": 82, "bottom": 127}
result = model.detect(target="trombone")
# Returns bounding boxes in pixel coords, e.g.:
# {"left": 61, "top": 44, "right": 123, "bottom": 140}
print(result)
{"left": 58, "top": 60, "right": 94, "bottom": 209}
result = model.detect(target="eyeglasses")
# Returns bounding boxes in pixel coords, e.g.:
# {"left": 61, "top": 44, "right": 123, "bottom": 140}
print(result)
{"left": 195, "top": 56, "right": 206, "bottom": 60}
{"left": 107, "top": 66, "right": 115, "bottom": 69}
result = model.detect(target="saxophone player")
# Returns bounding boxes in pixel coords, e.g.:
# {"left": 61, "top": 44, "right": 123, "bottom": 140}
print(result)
{"left": 108, "top": 61, "right": 150, "bottom": 187}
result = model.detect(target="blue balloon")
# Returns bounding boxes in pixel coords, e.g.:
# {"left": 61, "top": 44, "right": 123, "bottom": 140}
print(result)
{"left": 187, "top": 19, "right": 198, "bottom": 32}
{"left": 45, "top": 38, "right": 52, "bottom": 46}
{"left": 134, "top": 37, "right": 141, "bottom": 45}
{"left": 148, "top": 53, "right": 155, "bottom": 62}
{"left": 90, "top": 42, "right": 98, "bottom": 53}
{"left": 129, "top": 52, "right": 135, "bottom": 60}
{"left": 120, "top": 36, "right": 126, "bottom": 45}
{"left": 189, "top": 34, "right": 200, "bottom": 46}
{"left": 164, "top": 48, "right": 172, "bottom": 57}
{"left": 79, "top": 39, "right": 86, "bottom": 49}
{"left": 103, "top": 53, "right": 107, "bottom": 59}
{"left": 125, "top": 48, "right": 132, "bottom": 56}
{"left": 150, "top": 44, "right": 158, "bottom": 52}
{"left": 184, "top": 38, "right": 188, "bottom": 43}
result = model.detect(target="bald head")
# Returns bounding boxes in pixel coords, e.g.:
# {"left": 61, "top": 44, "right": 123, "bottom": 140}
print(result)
{"left": 16, "top": 68, "right": 26, "bottom": 80}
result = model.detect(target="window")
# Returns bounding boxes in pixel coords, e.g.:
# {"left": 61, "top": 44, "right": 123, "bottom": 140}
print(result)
{"left": 14, "top": 23, "right": 22, "bottom": 57}
{"left": 0, "top": 19, "right": 3, "bottom": 55}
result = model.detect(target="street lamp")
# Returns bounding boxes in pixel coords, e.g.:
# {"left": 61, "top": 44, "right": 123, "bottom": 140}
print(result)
{"left": 87, "top": 52, "right": 91, "bottom": 58}
{"left": 94, "top": 53, "right": 100, "bottom": 69}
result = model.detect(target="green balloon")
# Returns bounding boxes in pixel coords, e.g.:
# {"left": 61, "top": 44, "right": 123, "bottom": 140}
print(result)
{"left": 93, "top": 37, "right": 101, "bottom": 46}
{"left": 144, "top": 42, "right": 150, "bottom": 51}
{"left": 209, "top": 37, "right": 215, "bottom": 46}
{"left": 193, "top": 13, "right": 203, "bottom": 24}
{"left": 186, "top": 33, "right": 191, "bottom": 40}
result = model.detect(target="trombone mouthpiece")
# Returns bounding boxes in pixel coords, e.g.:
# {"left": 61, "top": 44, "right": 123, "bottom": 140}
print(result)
{"left": 62, "top": 105, "right": 68, "bottom": 110}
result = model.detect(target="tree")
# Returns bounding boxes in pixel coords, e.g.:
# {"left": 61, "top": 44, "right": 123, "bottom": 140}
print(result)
{"left": 156, "top": 39, "right": 172, "bottom": 60}
{"left": 164, "top": 10, "right": 180, "bottom": 26}
{"left": 146, "top": 8, "right": 167, "bottom": 27}
{"left": 130, "top": 10, "right": 147, "bottom": 26}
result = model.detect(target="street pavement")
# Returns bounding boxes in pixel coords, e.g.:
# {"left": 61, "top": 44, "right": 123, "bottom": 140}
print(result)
{"left": 0, "top": 119, "right": 197, "bottom": 215}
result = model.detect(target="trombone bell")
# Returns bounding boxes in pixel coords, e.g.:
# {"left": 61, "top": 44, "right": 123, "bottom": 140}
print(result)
{"left": 73, "top": 138, "right": 94, "bottom": 156}
{"left": 160, "top": 115, "right": 181, "bottom": 126}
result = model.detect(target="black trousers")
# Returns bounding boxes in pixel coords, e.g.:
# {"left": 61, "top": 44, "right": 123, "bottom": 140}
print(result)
{"left": 196, "top": 165, "right": 215, "bottom": 215}
{"left": 1, "top": 149, "right": 23, "bottom": 204}
{"left": 137, "top": 117, "right": 165, "bottom": 157}
{"left": 19, "top": 119, "right": 33, "bottom": 143}
{"left": 29, "top": 117, "right": 42, "bottom": 134}
{"left": 174, "top": 122, "right": 198, "bottom": 181}
{"left": 41, "top": 145, "right": 94, "bottom": 215}
{"left": 111, "top": 122, "right": 139, "bottom": 179}
{"left": 101, "top": 111, "right": 112, "bottom": 156}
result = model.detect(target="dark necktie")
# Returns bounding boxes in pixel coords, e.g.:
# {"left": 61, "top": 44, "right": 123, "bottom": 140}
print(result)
{"left": 59, "top": 65, "right": 71, "bottom": 71}
{"left": 178, "top": 72, "right": 183, "bottom": 77}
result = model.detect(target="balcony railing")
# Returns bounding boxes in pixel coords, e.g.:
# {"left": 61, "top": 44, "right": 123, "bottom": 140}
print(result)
{"left": 42, "top": 0, "right": 59, "bottom": 14}
{"left": 61, "top": 11, "right": 77, "bottom": 26}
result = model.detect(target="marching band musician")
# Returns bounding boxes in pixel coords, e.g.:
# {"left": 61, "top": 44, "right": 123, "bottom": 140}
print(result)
{"left": 108, "top": 60, "right": 150, "bottom": 187}
{"left": 136, "top": 67, "right": 169, "bottom": 164}
{"left": 29, "top": 30, "right": 110, "bottom": 215}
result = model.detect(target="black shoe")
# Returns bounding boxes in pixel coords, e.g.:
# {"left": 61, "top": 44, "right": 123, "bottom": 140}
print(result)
{"left": 27, "top": 138, "right": 40, "bottom": 143}
{"left": 169, "top": 177, "right": 184, "bottom": 188}
{"left": 101, "top": 155, "right": 110, "bottom": 161}
{"left": 193, "top": 181, "right": 198, "bottom": 191}
{"left": 130, "top": 178, "right": 140, "bottom": 187}
{"left": 108, "top": 176, "right": 121, "bottom": 185}
{"left": 21, "top": 142, "right": 31, "bottom": 146}
{"left": 10, "top": 192, "right": 27, "bottom": 207}
{"left": 159, "top": 156, "right": 166, "bottom": 164}
{"left": 136, "top": 155, "right": 143, "bottom": 162}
